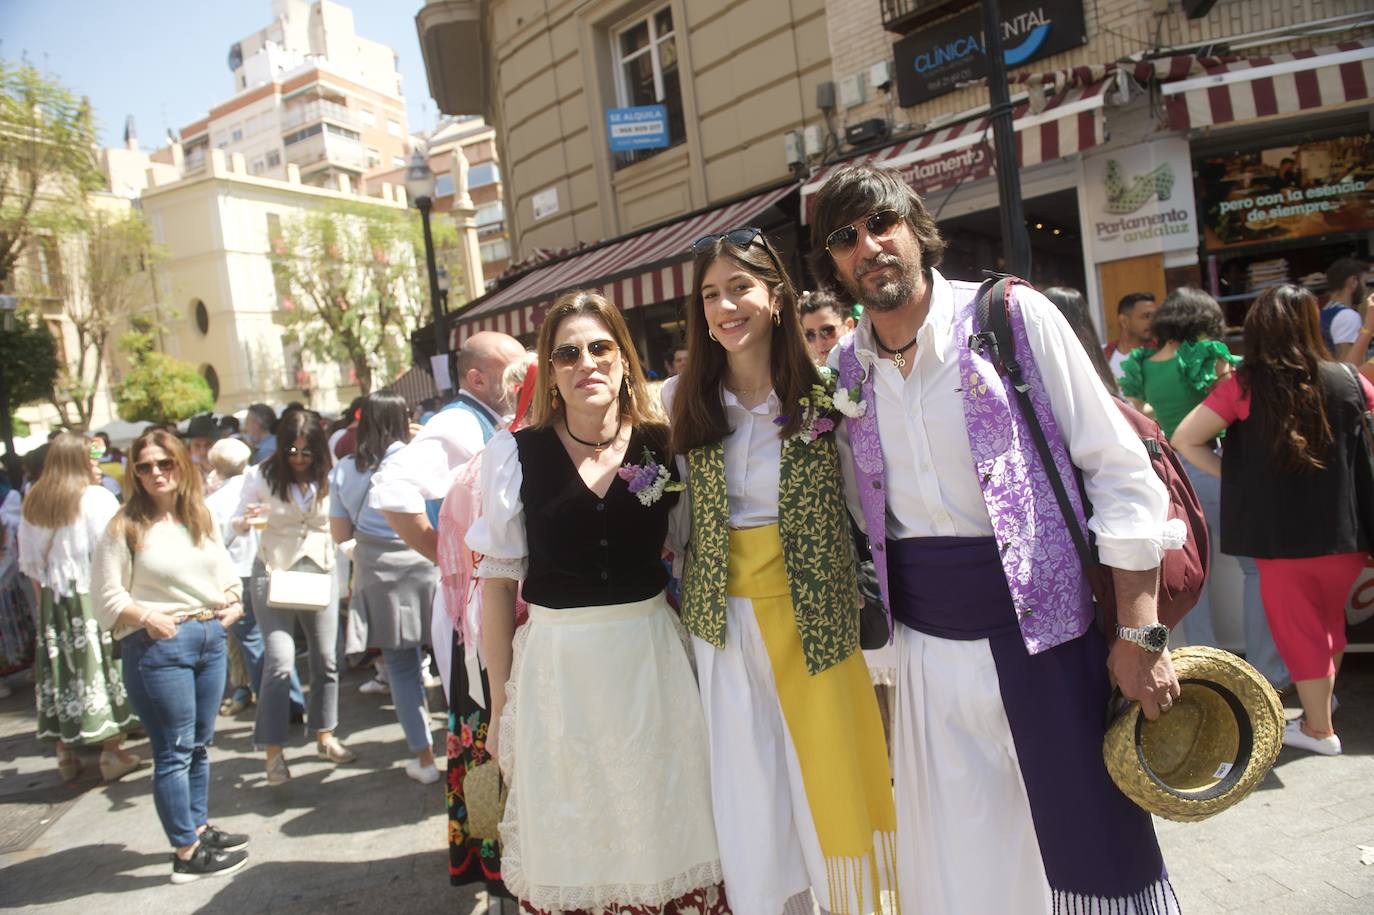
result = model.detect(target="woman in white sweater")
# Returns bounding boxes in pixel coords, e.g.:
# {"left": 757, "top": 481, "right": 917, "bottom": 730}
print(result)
{"left": 91, "top": 429, "right": 249, "bottom": 884}
{"left": 19, "top": 432, "right": 140, "bottom": 782}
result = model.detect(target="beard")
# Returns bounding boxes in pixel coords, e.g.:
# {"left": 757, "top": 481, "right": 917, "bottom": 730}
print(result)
{"left": 843, "top": 251, "right": 919, "bottom": 313}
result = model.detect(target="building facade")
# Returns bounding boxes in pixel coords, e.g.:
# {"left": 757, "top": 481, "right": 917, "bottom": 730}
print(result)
{"left": 172, "top": 0, "right": 411, "bottom": 192}
{"left": 138, "top": 149, "right": 417, "bottom": 415}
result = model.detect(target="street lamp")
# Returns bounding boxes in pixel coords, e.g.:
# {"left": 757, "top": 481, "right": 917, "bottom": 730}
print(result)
{"left": 405, "top": 150, "right": 448, "bottom": 364}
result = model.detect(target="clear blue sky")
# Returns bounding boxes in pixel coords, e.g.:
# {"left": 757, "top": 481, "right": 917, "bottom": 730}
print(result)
{"left": 1, "top": 0, "right": 438, "bottom": 148}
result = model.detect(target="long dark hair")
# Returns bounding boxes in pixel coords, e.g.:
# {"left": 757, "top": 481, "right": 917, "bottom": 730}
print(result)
{"left": 111, "top": 429, "right": 214, "bottom": 551}
{"left": 1238, "top": 284, "right": 1334, "bottom": 473}
{"left": 671, "top": 232, "right": 816, "bottom": 454}
{"left": 1042, "top": 286, "right": 1119, "bottom": 396}
{"left": 354, "top": 392, "right": 410, "bottom": 472}
{"left": 262, "top": 409, "right": 331, "bottom": 500}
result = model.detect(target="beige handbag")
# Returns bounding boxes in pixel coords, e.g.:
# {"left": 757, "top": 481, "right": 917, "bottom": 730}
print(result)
{"left": 463, "top": 761, "right": 508, "bottom": 841}
{"left": 266, "top": 568, "right": 332, "bottom": 611}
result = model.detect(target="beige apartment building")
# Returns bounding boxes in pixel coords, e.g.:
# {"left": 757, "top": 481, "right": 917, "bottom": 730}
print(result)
{"left": 171, "top": 0, "right": 411, "bottom": 192}
{"left": 418, "top": 0, "right": 1373, "bottom": 365}
{"left": 138, "top": 149, "right": 417, "bottom": 415}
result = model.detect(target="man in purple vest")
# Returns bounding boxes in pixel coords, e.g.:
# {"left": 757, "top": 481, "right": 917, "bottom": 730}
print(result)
{"left": 811, "top": 165, "right": 1183, "bottom": 914}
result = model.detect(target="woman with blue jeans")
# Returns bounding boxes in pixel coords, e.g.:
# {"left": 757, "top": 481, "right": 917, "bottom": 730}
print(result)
{"left": 1121, "top": 286, "right": 1289, "bottom": 689}
{"left": 329, "top": 392, "right": 440, "bottom": 784}
{"left": 92, "top": 429, "right": 249, "bottom": 884}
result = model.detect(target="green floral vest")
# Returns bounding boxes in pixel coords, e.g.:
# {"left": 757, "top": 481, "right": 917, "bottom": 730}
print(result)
{"left": 681, "top": 435, "right": 860, "bottom": 675}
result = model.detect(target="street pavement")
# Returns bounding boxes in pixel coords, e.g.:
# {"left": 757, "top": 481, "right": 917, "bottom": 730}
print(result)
{"left": 2, "top": 654, "right": 1372, "bottom": 913}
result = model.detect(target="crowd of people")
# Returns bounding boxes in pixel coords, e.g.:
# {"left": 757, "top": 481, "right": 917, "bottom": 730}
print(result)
{"left": 0, "top": 163, "right": 1368, "bottom": 912}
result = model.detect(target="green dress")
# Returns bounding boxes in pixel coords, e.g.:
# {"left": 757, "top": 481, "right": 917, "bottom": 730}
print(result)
{"left": 1119, "top": 339, "right": 1240, "bottom": 439}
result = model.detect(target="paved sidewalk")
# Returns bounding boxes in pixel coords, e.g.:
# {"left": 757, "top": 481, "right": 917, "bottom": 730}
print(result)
{"left": 2, "top": 654, "right": 1373, "bottom": 913}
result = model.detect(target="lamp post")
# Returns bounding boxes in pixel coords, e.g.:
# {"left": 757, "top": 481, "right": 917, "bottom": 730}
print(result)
{"left": 980, "top": 0, "right": 1032, "bottom": 277}
{"left": 405, "top": 150, "right": 448, "bottom": 363}
{"left": 0, "top": 295, "right": 15, "bottom": 458}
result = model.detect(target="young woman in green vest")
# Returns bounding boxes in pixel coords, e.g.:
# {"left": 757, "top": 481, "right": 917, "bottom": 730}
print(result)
{"left": 665, "top": 230, "right": 897, "bottom": 915}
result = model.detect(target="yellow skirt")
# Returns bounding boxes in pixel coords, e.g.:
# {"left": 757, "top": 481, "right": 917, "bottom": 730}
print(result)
{"left": 703, "top": 523, "right": 898, "bottom": 915}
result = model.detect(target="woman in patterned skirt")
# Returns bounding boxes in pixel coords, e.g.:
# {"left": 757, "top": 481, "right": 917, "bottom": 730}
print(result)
{"left": 18, "top": 433, "right": 141, "bottom": 782}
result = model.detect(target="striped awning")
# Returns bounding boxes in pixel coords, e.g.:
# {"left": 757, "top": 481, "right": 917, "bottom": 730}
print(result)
{"left": 450, "top": 182, "right": 797, "bottom": 344}
{"left": 382, "top": 364, "right": 439, "bottom": 408}
{"left": 1160, "top": 39, "right": 1374, "bottom": 131}
{"left": 801, "top": 75, "right": 1117, "bottom": 221}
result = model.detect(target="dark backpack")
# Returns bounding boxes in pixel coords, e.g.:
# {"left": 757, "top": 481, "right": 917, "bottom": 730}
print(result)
{"left": 972, "top": 275, "right": 1209, "bottom": 632}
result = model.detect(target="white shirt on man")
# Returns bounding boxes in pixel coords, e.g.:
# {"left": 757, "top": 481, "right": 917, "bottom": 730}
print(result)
{"left": 368, "top": 397, "right": 503, "bottom": 515}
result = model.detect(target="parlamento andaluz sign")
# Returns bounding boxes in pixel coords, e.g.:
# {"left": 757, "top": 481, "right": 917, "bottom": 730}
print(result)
{"left": 1083, "top": 137, "right": 1199, "bottom": 264}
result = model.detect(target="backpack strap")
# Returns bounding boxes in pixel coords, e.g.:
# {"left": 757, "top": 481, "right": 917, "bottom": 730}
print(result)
{"left": 972, "top": 275, "right": 1098, "bottom": 574}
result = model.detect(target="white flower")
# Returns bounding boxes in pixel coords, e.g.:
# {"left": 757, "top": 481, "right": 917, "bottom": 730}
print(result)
{"left": 833, "top": 385, "right": 868, "bottom": 419}
{"left": 636, "top": 466, "right": 672, "bottom": 506}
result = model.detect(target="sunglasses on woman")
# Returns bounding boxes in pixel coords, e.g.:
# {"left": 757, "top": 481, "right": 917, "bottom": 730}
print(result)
{"left": 688, "top": 227, "right": 763, "bottom": 254}
{"left": 824, "top": 209, "right": 903, "bottom": 260}
{"left": 134, "top": 458, "right": 177, "bottom": 477}
{"left": 550, "top": 338, "right": 619, "bottom": 369}
{"left": 286, "top": 447, "right": 314, "bottom": 459}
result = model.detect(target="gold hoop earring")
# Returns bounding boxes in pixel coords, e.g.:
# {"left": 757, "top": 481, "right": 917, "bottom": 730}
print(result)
{"left": 708, "top": 330, "right": 719, "bottom": 343}
{"left": 772, "top": 310, "right": 782, "bottom": 326}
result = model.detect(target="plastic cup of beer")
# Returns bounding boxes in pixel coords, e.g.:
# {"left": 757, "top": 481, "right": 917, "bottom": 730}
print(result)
{"left": 248, "top": 504, "right": 269, "bottom": 531}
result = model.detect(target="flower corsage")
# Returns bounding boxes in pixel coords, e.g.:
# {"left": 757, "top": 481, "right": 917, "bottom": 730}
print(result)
{"left": 774, "top": 366, "right": 854, "bottom": 443}
{"left": 618, "top": 447, "right": 685, "bottom": 506}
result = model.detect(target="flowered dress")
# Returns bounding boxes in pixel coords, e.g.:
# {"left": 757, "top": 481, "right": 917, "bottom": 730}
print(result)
{"left": 19, "top": 486, "right": 138, "bottom": 744}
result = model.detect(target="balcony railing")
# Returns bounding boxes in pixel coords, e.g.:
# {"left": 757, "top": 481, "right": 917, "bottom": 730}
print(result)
{"left": 880, "top": 0, "right": 976, "bottom": 34}
{"left": 281, "top": 99, "right": 358, "bottom": 131}
{"left": 284, "top": 131, "right": 368, "bottom": 172}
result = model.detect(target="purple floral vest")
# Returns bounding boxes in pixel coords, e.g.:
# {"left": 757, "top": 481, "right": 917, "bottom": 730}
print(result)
{"left": 837, "top": 278, "right": 1094, "bottom": 655}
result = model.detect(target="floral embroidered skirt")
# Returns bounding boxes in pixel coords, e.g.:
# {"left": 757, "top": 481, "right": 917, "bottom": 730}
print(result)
{"left": 35, "top": 588, "right": 138, "bottom": 745}
{"left": 499, "top": 594, "right": 728, "bottom": 915}
{"left": 447, "top": 626, "right": 511, "bottom": 895}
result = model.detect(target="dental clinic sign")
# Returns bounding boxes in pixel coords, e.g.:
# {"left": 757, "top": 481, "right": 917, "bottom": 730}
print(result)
{"left": 1084, "top": 138, "right": 1199, "bottom": 264}
{"left": 893, "top": 0, "right": 1087, "bottom": 107}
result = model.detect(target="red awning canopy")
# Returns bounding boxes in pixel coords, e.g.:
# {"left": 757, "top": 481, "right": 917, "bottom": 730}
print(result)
{"left": 1155, "top": 39, "right": 1374, "bottom": 131}
{"left": 450, "top": 182, "right": 796, "bottom": 344}
{"left": 800, "top": 75, "right": 1119, "bottom": 221}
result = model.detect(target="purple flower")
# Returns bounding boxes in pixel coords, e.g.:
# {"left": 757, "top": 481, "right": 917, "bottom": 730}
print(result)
{"left": 813, "top": 417, "right": 835, "bottom": 436}
{"left": 616, "top": 465, "right": 638, "bottom": 482}
{"left": 773, "top": 415, "right": 789, "bottom": 426}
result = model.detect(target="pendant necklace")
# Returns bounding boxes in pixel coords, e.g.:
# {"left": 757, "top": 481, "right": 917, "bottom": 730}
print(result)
{"left": 871, "top": 325, "right": 920, "bottom": 368}
{"left": 564, "top": 414, "right": 622, "bottom": 452}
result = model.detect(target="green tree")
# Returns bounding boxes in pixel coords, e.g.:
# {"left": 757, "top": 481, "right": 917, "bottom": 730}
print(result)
{"left": 0, "top": 313, "right": 59, "bottom": 448}
{"left": 269, "top": 201, "right": 457, "bottom": 394}
{"left": 49, "top": 208, "right": 160, "bottom": 429}
{"left": 0, "top": 60, "right": 103, "bottom": 292}
{"left": 112, "top": 324, "right": 213, "bottom": 423}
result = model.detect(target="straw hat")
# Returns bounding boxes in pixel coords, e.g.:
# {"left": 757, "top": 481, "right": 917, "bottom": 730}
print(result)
{"left": 1103, "top": 646, "right": 1284, "bottom": 823}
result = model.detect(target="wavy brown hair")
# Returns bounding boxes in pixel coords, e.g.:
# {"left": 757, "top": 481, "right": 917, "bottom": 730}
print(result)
{"left": 671, "top": 232, "right": 816, "bottom": 454}
{"left": 527, "top": 290, "right": 659, "bottom": 433}
{"left": 1239, "top": 284, "right": 1334, "bottom": 473}
{"left": 22, "top": 433, "right": 95, "bottom": 530}
{"left": 262, "top": 409, "right": 331, "bottom": 501}
{"left": 112, "top": 429, "right": 215, "bottom": 551}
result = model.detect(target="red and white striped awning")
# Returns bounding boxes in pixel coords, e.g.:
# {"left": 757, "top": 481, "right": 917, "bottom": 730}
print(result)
{"left": 1160, "top": 39, "right": 1374, "bottom": 131}
{"left": 800, "top": 76, "right": 1115, "bottom": 221}
{"left": 451, "top": 182, "right": 797, "bottom": 344}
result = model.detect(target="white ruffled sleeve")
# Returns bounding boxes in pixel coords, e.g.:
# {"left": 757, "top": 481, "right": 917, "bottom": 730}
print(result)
{"left": 465, "top": 430, "right": 527, "bottom": 580}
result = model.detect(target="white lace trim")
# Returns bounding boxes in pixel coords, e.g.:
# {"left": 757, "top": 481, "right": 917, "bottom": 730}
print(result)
{"left": 498, "top": 616, "right": 724, "bottom": 912}
{"left": 1160, "top": 517, "right": 1188, "bottom": 552}
{"left": 476, "top": 554, "right": 527, "bottom": 580}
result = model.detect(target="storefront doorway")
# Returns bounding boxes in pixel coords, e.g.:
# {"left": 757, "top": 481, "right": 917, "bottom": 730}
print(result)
{"left": 938, "top": 188, "right": 1087, "bottom": 292}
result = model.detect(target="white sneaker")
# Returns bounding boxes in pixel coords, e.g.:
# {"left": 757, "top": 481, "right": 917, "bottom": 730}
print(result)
{"left": 358, "top": 678, "right": 390, "bottom": 695}
{"left": 1283, "top": 717, "right": 1341, "bottom": 756}
{"left": 405, "top": 758, "right": 440, "bottom": 785}
{"left": 421, "top": 670, "right": 443, "bottom": 690}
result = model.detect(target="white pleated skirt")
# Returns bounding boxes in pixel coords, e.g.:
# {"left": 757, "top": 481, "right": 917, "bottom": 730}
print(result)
{"left": 499, "top": 594, "right": 724, "bottom": 914}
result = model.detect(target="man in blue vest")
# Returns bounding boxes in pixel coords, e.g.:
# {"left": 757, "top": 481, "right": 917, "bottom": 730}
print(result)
{"left": 371, "top": 330, "right": 525, "bottom": 694}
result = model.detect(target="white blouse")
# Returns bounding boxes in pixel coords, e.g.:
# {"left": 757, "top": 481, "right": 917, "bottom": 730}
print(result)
{"left": 18, "top": 486, "right": 120, "bottom": 597}
{"left": 465, "top": 430, "right": 529, "bottom": 581}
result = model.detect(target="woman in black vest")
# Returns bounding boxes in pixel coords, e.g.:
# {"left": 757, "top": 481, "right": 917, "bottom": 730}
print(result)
{"left": 1174, "top": 283, "right": 1374, "bottom": 757}
{"left": 467, "top": 291, "right": 726, "bottom": 914}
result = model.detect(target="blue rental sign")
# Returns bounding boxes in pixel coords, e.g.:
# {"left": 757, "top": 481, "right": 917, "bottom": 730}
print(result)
{"left": 894, "top": 1, "right": 1087, "bottom": 107}
{"left": 607, "top": 105, "right": 669, "bottom": 152}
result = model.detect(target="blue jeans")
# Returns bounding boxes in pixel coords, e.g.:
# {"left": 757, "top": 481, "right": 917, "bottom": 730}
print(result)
{"left": 231, "top": 577, "right": 305, "bottom": 711}
{"left": 1179, "top": 457, "right": 1290, "bottom": 689}
{"left": 121, "top": 619, "right": 227, "bottom": 848}
{"left": 381, "top": 646, "right": 432, "bottom": 754}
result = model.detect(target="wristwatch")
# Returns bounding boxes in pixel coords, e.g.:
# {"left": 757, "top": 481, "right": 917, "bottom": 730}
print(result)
{"left": 1116, "top": 623, "right": 1169, "bottom": 652}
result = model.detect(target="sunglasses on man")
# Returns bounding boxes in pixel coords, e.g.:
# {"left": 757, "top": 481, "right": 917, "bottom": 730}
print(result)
{"left": 824, "top": 209, "right": 904, "bottom": 260}
{"left": 804, "top": 324, "right": 841, "bottom": 343}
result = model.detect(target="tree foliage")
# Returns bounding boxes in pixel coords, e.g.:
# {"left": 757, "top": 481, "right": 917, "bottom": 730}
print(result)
{"left": 0, "top": 59, "right": 103, "bottom": 290}
{"left": 0, "top": 313, "right": 60, "bottom": 406}
{"left": 112, "top": 323, "right": 213, "bottom": 423}
{"left": 269, "top": 201, "right": 465, "bottom": 394}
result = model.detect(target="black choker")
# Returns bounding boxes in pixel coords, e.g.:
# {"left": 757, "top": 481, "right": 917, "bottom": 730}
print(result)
{"left": 564, "top": 414, "right": 622, "bottom": 452}
{"left": 871, "top": 325, "right": 920, "bottom": 368}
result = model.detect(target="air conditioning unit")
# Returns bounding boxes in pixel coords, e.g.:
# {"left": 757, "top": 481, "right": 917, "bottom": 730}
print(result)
{"left": 845, "top": 118, "right": 890, "bottom": 147}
